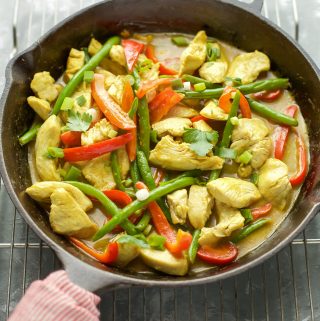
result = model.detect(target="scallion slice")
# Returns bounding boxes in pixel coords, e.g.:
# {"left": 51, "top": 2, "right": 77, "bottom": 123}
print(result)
{"left": 171, "top": 36, "right": 189, "bottom": 47}
{"left": 194, "top": 82, "right": 206, "bottom": 92}
{"left": 47, "top": 147, "right": 64, "bottom": 159}
{"left": 216, "top": 147, "right": 237, "bottom": 159}
{"left": 83, "top": 70, "right": 94, "bottom": 83}
{"left": 76, "top": 95, "right": 86, "bottom": 107}
{"left": 237, "top": 151, "right": 253, "bottom": 164}
{"left": 60, "top": 97, "right": 74, "bottom": 111}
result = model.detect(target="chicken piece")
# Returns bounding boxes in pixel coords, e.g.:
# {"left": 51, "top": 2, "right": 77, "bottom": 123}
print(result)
{"left": 25, "top": 181, "right": 93, "bottom": 211}
{"left": 200, "top": 100, "right": 228, "bottom": 121}
{"left": 82, "top": 154, "right": 116, "bottom": 190}
{"left": 167, "top": 189, "right": 188, "bottom": 224}
{"left": 138, "top": 54, "right": 160, "bottom": 82}
{"left": 49, "top": 188, "right": 98, "bottom": 239}
{"left": 199, "top": 201, "right": 244, "bottom": 246}
{"left": 81, "top": 118, "right": 117, "bottom": 146}
{"left": 109, "top": 45, "right": 126, "bottom": 67}
{"left": 231, "top": 118, "right": 272, "bottom": 169}
{"left": 257, "top": 158, "right": 292, "bottom": 210}
{"left": 116, "top": 147, "right": 130, "bottom": 180}
{"left": 35, "top": 115, "right": 62, "bottom": 182}
{"left": 111, "top": 233, "right": 140, "bottom": 267}
{"left": 179, "top": 30, "right": 207, "bottom": 76}
{"left": 207, "top": 177, "right": 261, "bottom": 208}
{"left": 237, "top": 164, "right": 253, "bottom": 178}
{"left": 188, "top": 185, "right": 214, "bottom": 229}
{"left": 140, "top": 248, "right": 189, "bottom": 276}
{"left": 149, "top": 135, "right": 224, "bottom": 171}
{"left": 27, "top": 96, "right": 51, "bottom": 120}
{"left": 94, "top": 67, "right": 116, "bottom": 89}
{"left": 193, "top": 119, "right": 213, "bottom": 132}
{"left": 165, "top": 105, "right": 199, "bottom": 118}
{"left": 100, "top": 57, "right": 127, "bottom": 75}
{"left": 88, "top": 38, "right": 102, "bottom": 56}
{"left": 227, "top": 50, "right": 270, "bottom": 84}
{"left": 108, "top": 75, "right": 127, "bottom": 105}
{"left": 64, "top": 48, "right": 85, "bottom": 82}
{"left": 199, "top": 43, "right": 228, "bottom": 83}
{"left": 30, "top": 71, "right": 59, "bottom": 102}
{"left": 152, "top": 117, "right": 192, "bottom": 137}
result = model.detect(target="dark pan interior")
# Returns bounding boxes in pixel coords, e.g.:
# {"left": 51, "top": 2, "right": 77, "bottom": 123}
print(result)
{"left": 1, "top": 0, "right": 320, "bottom": 287}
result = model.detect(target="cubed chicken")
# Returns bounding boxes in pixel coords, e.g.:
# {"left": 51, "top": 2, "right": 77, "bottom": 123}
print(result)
{"left": 109, "top": 45, "right": 126, "bottom": 67}
{"left": 152, "top": 117, "right": 192, "bottom": 137}
{"left": 49, "top": 188, "right": 98, "bottom": 239}
{"left": 200, "top": 100, "right": 228, "bottom": 121}
{"left": 257, "top": 158, "right": 292, "bottom": 210}
{"left": 207, "top": 177, "right": 261, "bottom": 208}
{"left": 81, "top": 118, "right": 117, "bottom": 146}
{"left": 116, "top": 147, "right": 130, "bottom": 180}
{"left": 149, "top": 135, "right": 224, "bottom": 171}
{"left": 199, "top": 43, "right": 228, "bottom": 83}
{"left": 108, "top": 75, "right": 127, "bottom": 105}
{"left": 167, "top": 189, "right": 189, "bottom": 224}
{"left": 165, "top": 105, "right": 199, "bottom": 118}
{"left": 88, "top": 38, "right": 102, "bottom": 56}
{"left": 27, "top": 96, "right": 51, "bottom": 120}
{"left": 35, "top": 115, "right": 62, "bottom": 181}
{"left": 64, "top": 48, "right": 85, "bottom": 82}
{"left": 199, "top": 201, "right": 245, "bottom": 246}
{"left": 81, "top": 154, "right": 116, "bottom": 190}
{"left": 94, "top": 67, "right": 117, "bottom": 89}
{"left": 227, "top": 50, "right": 270, "bottom": 84}
{"left": 179, "top": 30, "right": 207, "bottom": 76}
{"left": 140, "top": 248, "right": 189, "bottom": 276}
{"left": 26, "top": 181, "right": 93, "bottom": 211}
{"left": 188, "top": 185, "right": 214, "bottom": 229}
{"left": 231, "top": 118, "right": 272, "bottom": 169}
{"left": 192, "top": 119, "right": 214, "bottom": 132}
{"left": 30, "top": 71, "right": 59, "bottom": 102}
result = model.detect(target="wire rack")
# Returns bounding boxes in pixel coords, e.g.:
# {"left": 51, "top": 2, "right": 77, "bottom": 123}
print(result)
{"left": 0, "top": 0, "right": 319, "bottom": 320}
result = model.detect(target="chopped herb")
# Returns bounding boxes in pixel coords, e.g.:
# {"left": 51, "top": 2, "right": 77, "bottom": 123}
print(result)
{"left": 117, "top": 234, "right": 150, "bottom": 249}
{"left": 147, "top": 234, "right": 166, "bottom": 250}
{"left": 225, "top": 76, "right": 242, "bottom": 86}
{"left": 83, "top": 70, "right": 94, "bottom": 83}
{"left": 76, "top": 95, "right": 86, "bottom": 107}
{"left": 237, "top": 151, "right": 253, "bottom": 164}
{"left": 215, "top": 147, "right": 237, "bottom": 159}
{"left": 194, "top": 82, "right": 206, "bottom": 92}
{"left": 206, "top": 43, "right": 221, "bottom": 62}
{"left": 65, "top": 109, "right": 92, "bottom": 132}
{"left": 60, "top": 97, "right": 74, "bottom": 111}
{"left": 171, "top": 36, "right": 189, "bottom": 47}
{"left": 47, "top": 147, "right": 64, "bottom": 159}
{"left": 150, "top": 130, "right": 158, "bottom": 143}
{"left": 183, "top": 128, "right": 219, "bottom": 156}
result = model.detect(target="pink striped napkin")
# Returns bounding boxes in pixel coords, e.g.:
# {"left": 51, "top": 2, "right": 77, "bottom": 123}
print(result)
{"left": 8, "top": 270, "right": 101, "bottom": 321}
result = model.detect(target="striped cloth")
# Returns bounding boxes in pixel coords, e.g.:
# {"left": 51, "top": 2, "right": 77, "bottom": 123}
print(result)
{"left": 8, "top": 270, "right": 101, "bottom": 321}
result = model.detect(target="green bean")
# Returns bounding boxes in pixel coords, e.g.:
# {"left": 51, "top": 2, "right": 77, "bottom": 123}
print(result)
{"left": 81, "top": 47, "right": 90, "bottom": 64}
{"left": 188, "top": 229, "right": 201, "bottom": 264}
{"left": 93, "top": 177, "right": 197, "bottom": 240}
{"left": 247, "top": 97, "right": 298, "bottom": 126}
{"left": 240, "top": 209, "right": 253, "bottom": 225}
{"left": 128, "top": 97, "right": 139, "bottom": 119}
{"left": 182, "top": 74, "right": 219, "bottom": 89}
{"left": 52, "top": 36, "right": 120, "bottom": 115}
{"left": 130, "top": 160, "right": 141, "bottom": 189}
{"left": 110, "top": 151, "right": 125, "bottom": 191}
{"left": 132, "top": 68, "right": 141, "bottom": 91}
{"left": 137, "top": 97, "right": 151, "bottom": 158}
{"left": 65, "top": 181, "right": 137, "bottom": 235}
{"left": 209, "top": 169, "right": 220, "bottom": 181}
{"left": 159, "top": 170, "right": 202, "bottom": 186}
{"left": 177, "top": 78, "right": 289, "bottom": 99}
{"left": 18, "top": 122, "right": 42, "bottom": 146}
{"left": 135, "top": 212, "right": 151, "bottom": 232}
{"left": 232, "top": 218, "right": 271, "bottom": 243}
{"left": 136, "top": 151, "right": 156, "bottom": 190}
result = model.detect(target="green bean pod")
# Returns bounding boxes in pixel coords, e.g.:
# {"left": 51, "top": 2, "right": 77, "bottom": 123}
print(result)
{"left": 137, "top": 97, "right": 151, "bottom": 159}
{"left": 135, "top": 212, "right": 151, "bottom": 232}
{"left": 18, "top": 122, "right": 42, "bottom": 146}
{"left": 110, "top": 151, "right": 126, "bottom": 192}
{"left": 130, "top": 160, "right": 141, "bottom": 189}
{"left": 188, "top": 229, "right": 201, "bottom": 264}
{"left": 136, "top": 150, "right": 156, "bottom": 190}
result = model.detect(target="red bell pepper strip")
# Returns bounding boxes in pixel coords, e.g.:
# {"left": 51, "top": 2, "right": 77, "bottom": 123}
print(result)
{"left": 136, "top": 78, "right": 173, "bottom": 99}
{"left": 91, "top": 74, "right": 136, "bottom": 130}
{"left": 69, "top": 237, "right": 118, "bottom": 264}
{"left": 252, "top": 89, "right": 283, "bottom": 102}
{"left": 190, "top": 115, "right": 208, "bottom": 123}
{"left": 122, "top": 39, "right": 144, "bottom": 72}
{"left": 145, "top": 45, "right": 178, "bottom": 75}
{"left": 61, "top": 131, "right": 82, "bottom": 147}
{"left": 197, "top": 242, "right": 238, "bottom": 265}
{"left": 103, "top": 189, "right": 132, "bottom": 208}
{"left": 219, "top": 86, "right": 251, "bottom": 118}
{"left": 149, "top": 87, "right": 185, "bottom": 123}
{"left": 136, "top": 181, "right": 192, "bottom": 256}
{"left": 274, "top": 105, "right": 298, "bottom": 160}
{"left": 290, "top": 133, "right": 308, "bottom": 186}
{"left": 251, "top": 203, "right": 272, "bottom": 220}
{"left": 63, "top": 133, "right": 133, "bottom": 162}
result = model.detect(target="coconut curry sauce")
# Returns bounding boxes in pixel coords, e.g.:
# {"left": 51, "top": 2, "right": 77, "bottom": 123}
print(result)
{"left": 24, "top": 31, "right": 308, "bottom": 276}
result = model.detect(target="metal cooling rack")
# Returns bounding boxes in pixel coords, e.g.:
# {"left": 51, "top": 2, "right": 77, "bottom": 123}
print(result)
{"left": 0, "top": 0, "right": 319, "bottom": 320}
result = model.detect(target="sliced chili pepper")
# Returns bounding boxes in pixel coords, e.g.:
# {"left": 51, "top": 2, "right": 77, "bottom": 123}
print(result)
{"left": 91, "top": 74, "right": 136, "bottom": 130}
{"left": 252, "top": 89, "right": 283, "bottom": 102}
{"left": 136, "top": 78, "right": 173, "bottom": 99}
{"left": 251, "top": 203, "right": 272, "bottom": 220}
{"left": 60, "top": 131, "right": 82, "bottom": 147}
{"left": 219, "top": 86, "right": 251, "bottom": 118}
{"left": 290, "top": 133, "right": 308, "bottom": 186}
{"left": 122, "top": 80, "right": 135, "bottom": 112}
{"left": 197, "top": 242, "right": 238, "bottom": 265}
{"left": 63, "top": 133, "right": 133, "bottom": 162}
{"left": 274, "top": 104, "right": 298, "bottom": 160}
{"left": 149, "top": 87, "right": 184, "bottom": 123}
{"left": 190, "top": 115, "right": 208, "bottom": 122}
{"left": 69, "top": 237, "right": 118, "bottom": 264}
{"left": 145, "top": 44, "right": 178, "bottom": 75}
{"left": 122, "top": 39, "right": 145, "bottom": 72}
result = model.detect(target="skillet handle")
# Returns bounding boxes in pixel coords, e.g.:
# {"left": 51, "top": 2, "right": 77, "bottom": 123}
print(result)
{"left": 223, "top": 0, "right": 264, "bottom": 14}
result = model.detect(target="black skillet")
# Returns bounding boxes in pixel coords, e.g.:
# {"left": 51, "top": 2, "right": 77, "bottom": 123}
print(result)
{"left": 0, "top": 0, "right": 320, "bottom": 293}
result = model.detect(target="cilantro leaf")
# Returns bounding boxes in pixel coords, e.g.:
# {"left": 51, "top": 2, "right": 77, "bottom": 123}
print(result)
{"left": 183, "top": 128, "right": 219, "bottom": 156}
{"left": 65, "top": 109, "right": 92, "bottom": 132}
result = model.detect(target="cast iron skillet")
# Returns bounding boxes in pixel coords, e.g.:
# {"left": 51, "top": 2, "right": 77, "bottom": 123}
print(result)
{"left": 0, "top": 0, "right": 320, "bottom": 293}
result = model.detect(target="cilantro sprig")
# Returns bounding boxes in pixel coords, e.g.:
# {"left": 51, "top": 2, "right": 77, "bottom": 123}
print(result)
{"left": 65, "top": 109, "right": 92, "bottom": 132}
